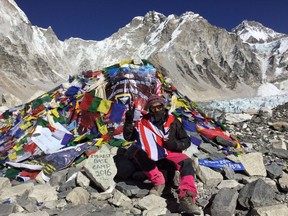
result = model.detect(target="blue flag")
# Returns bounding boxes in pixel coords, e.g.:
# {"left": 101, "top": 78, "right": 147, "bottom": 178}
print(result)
{"left": 199, "top": 158, "right": 245, "bottom": 171}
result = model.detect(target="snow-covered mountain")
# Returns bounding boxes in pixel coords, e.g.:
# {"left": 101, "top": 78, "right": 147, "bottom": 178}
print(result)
{"left": 1, "top": 0, "right": 288, "bottom": 108}
{"left": 232, "top": 20, "right": 285, "bottom": 43}
{"left": 232, "top": 21, "right": 288, "bottom": 93}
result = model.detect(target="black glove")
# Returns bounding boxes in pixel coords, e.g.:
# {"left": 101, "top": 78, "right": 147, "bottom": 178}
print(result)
{"left": 163, "top": 139, "right": 187, "bottom": 152}
{"left": 125, "top": 104, "right": 135, "bottom": 124}
{"left": 163, "top": 139, "right": 176, "bottom": 151}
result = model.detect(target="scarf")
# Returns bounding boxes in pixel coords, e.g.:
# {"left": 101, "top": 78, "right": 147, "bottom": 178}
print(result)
{"left": 135, "top": 114, "right": 175, "bottom": 161}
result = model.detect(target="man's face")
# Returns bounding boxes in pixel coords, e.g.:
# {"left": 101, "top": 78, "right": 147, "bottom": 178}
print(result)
{"left": 150, "top": 102, "right": 164, "bottom": 113}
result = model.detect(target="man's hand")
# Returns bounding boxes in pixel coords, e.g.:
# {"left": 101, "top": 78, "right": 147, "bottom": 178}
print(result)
{"left": 125, "top": 104, "right": 135, "bottom": 124}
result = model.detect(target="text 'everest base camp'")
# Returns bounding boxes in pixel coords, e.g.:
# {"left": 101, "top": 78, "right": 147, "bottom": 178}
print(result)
{"left": 1, "top": 1, "right": 288, "bottom": 216}
{"left": 0, "top": 59, "right": 288, "bottom": 216}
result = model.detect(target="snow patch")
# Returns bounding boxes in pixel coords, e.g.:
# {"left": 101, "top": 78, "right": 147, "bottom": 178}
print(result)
{"left": 256, "top": 83, "right": 286, "bottom": 97}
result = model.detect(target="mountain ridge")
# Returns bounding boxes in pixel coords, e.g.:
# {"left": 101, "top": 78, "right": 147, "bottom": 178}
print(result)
{"left": 0, "top": 0, "right": 288, "bottom": 108}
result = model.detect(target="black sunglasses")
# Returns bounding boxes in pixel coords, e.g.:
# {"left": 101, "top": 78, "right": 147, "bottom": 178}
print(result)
{"left": 150, "top": 104, "right": 164, "bottom": 112}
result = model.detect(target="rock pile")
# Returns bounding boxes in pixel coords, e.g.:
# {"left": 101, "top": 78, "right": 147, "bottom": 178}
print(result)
{"left": 1, "top": 103, "right": 288, "bottom": 216}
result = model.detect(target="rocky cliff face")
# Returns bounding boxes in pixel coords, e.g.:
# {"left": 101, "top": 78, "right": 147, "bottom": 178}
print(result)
{"left": 233, "top": 20, "right": 288, "bottom": 89}
{"left": 0, "top": 1, "right": 288, "bottom": 108}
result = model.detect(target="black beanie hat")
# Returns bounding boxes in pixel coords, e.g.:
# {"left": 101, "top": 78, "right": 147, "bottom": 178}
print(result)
{"left": 146, "top": 95, "right": 165, "bottom": 110}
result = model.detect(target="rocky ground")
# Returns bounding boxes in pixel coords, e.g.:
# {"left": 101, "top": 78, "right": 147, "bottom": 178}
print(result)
{"left": 0, "top": 103, "right": 288, "bottom": 216}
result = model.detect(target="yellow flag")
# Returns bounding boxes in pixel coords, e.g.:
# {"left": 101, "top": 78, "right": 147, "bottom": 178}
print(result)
{"left": 76, "top": 93, "right": 84, "bottom": 100}
{"left": 74, "top": 134, "right": 86, "bottom": 142}
{"left": 8, "top": 152, "right": 17, "bottom": 161}
{"left": 175, "top": 98, "right": 189, "bottom": 110}
{"left": 23, "top": 116, "right": 36, "bottom": 121}
{"left": 97, "top": 99, "right": 112, "bottom": 114}
{"left": 95, "top": 138, "right": 103, "bottom": 146}
{"left": 51, "top": 108, "right": 60, "bottom": 118}
{"left": 13, "top": 145, "right": 23, "bottom": 151}
{"left": 157, "top": 73, "right": 165, "bottom": 83}
{"left": 96, "top": 118, "right": 108, "bottom": 135}
{"left": 122, "top": 141, "right": 133, "bottom": 147}
{"left": 20, "top": 121, "right": 32, "bottom": 130}
{"left": 231, "top": 133, "right": 242, "bottom": 149}
{"left": 119, "top": 59, "right": 132, "bottom": 66}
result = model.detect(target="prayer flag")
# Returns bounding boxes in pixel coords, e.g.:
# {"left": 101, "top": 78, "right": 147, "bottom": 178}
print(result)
{"left": 109, "top": 103, "right": 126, "bottom": 123}
{"left": 97, "top": 99, "right": 112, "bottom": 114}
{"left": 182, "top": 118, "right": 197, "bottom": 132}
{"left": 96, "top": 117, "right": 108, "bottom": 135}
{"left": 65, "top": 86, "right": 79, "bottom": 96}
{"left": 79, "top": 91, "right": 101, "bottom": 112}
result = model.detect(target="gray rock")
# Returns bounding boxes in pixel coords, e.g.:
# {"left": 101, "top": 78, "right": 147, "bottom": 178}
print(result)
{"left": 259, "top": 108, "right": 273, "bottom": 118}
{"left": 265, "top": 162, "right": 283, "bottom": 179}
{"left": 0, "top": 182, "right": 34, "bottom": 202}
{"left": 269, "top": 139, "right": 286, "bottom": 150}
{"left": 0, "top": 177, "right": 11, "bottom": 192}
{"left": 0, "top": 203, "right": 16, "bottom": 216}
{"left": 270, "top": 148, "right": 288, "bottom": 159}
{"left": 196, "top": 198, "right": 210, "bottom": 208}
{"left": 208, "top": 152, "right": 227, "bottom": 160}
{"left": 222, "top": 166, "right": 235, "bottom": 180}
{"left": 116, "top": 181, "right": 149, "bottom": 198}
{"left": 197, "top": 165, "right": 223, "bottom": 187}
{"left": 66, "top": 187, "right": 90, "bottom": 205}
{"left": 58, "top": 178, "right": 77, "bottom": 192}
{"left": 194, "top": 152, "right": 210, "bottom": 159}
{"left": 214, "top": 136, "right": 237, "bottom": 147}
{"left": 108, "top": 190, "right": 132, "bottom": 209}
{"left": 28, "top": 183, "right": 58, "bottom": 203}
{"left": 42, "top": 200, "right": 58, "bottom": 210}
{"left": 238, "top": 152, "right": 267, "bottom": 177}
{"left": 233, "top": 173, "right": 249, "bottom": 182}
{"left": 90, "top": 192, "right": 111, "bottom": 202}
{"left": 9, "top": 211, "right": 50, "bottom": 216}
{"left": 67, "top": 167, "right": 80, "bottom": 180}
{"left": 238, "top": 178, "right": 275, "bottom": 209}
{"left": 275, "top": 193, "right": 287, "bottom": 203}
{"left": 136, "top": 194, "right": 167, "bottom": 211}
{"left": 89, "top": 199, "right": 109, "bottom": 208}
{"left": 251, "top": 204, "right": 288, "bottom": 216}
{"left": 16, "top": 191, "right": 38, "bottom": 212}
{"left": 76, "top": 171, "right": 90, "bottom": 188}
{"left": 278, "top": 175, "right": 288, "bottom": 192}
{"left": 57, "top": 190, "right": 71, "bottom": 199}
{"left": 58, "top": 204, "right": 97, "bottom": 216}
{"left": 43, "top": 208, "right": 61, "bottom": 216}
{"left": 210, "top": 188, "right": 238, "bottom": 216}
{"left": 130, "top": 207, "right": 142, "bottom": 215}
{"left": 216, "top": 180, "right": 243, "bottom": 190}
{"left": 143, "top": 207, "right": 167, "bottom": 216}
{"left": 49, "top": 169, "right": 68, "bottom": 187}
{"left": 88, "top": 204, "right": 122, "bottom": 215}
{"left": 199, "top": 143, "right": 219, "bottom": 154}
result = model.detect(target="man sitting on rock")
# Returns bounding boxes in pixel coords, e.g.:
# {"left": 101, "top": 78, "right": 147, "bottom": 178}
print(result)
{"left": 123, "top": 94, "right": 201, "bottom": 215}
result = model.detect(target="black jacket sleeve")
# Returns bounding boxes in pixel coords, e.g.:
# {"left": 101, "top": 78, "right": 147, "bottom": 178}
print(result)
{"left": 163, "top": 118, "right": 191, "bottom": 152}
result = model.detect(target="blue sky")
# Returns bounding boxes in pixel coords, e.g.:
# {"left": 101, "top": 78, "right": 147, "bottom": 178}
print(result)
{"left": 14, "top": 0, "right": 288, "bottom": 41}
